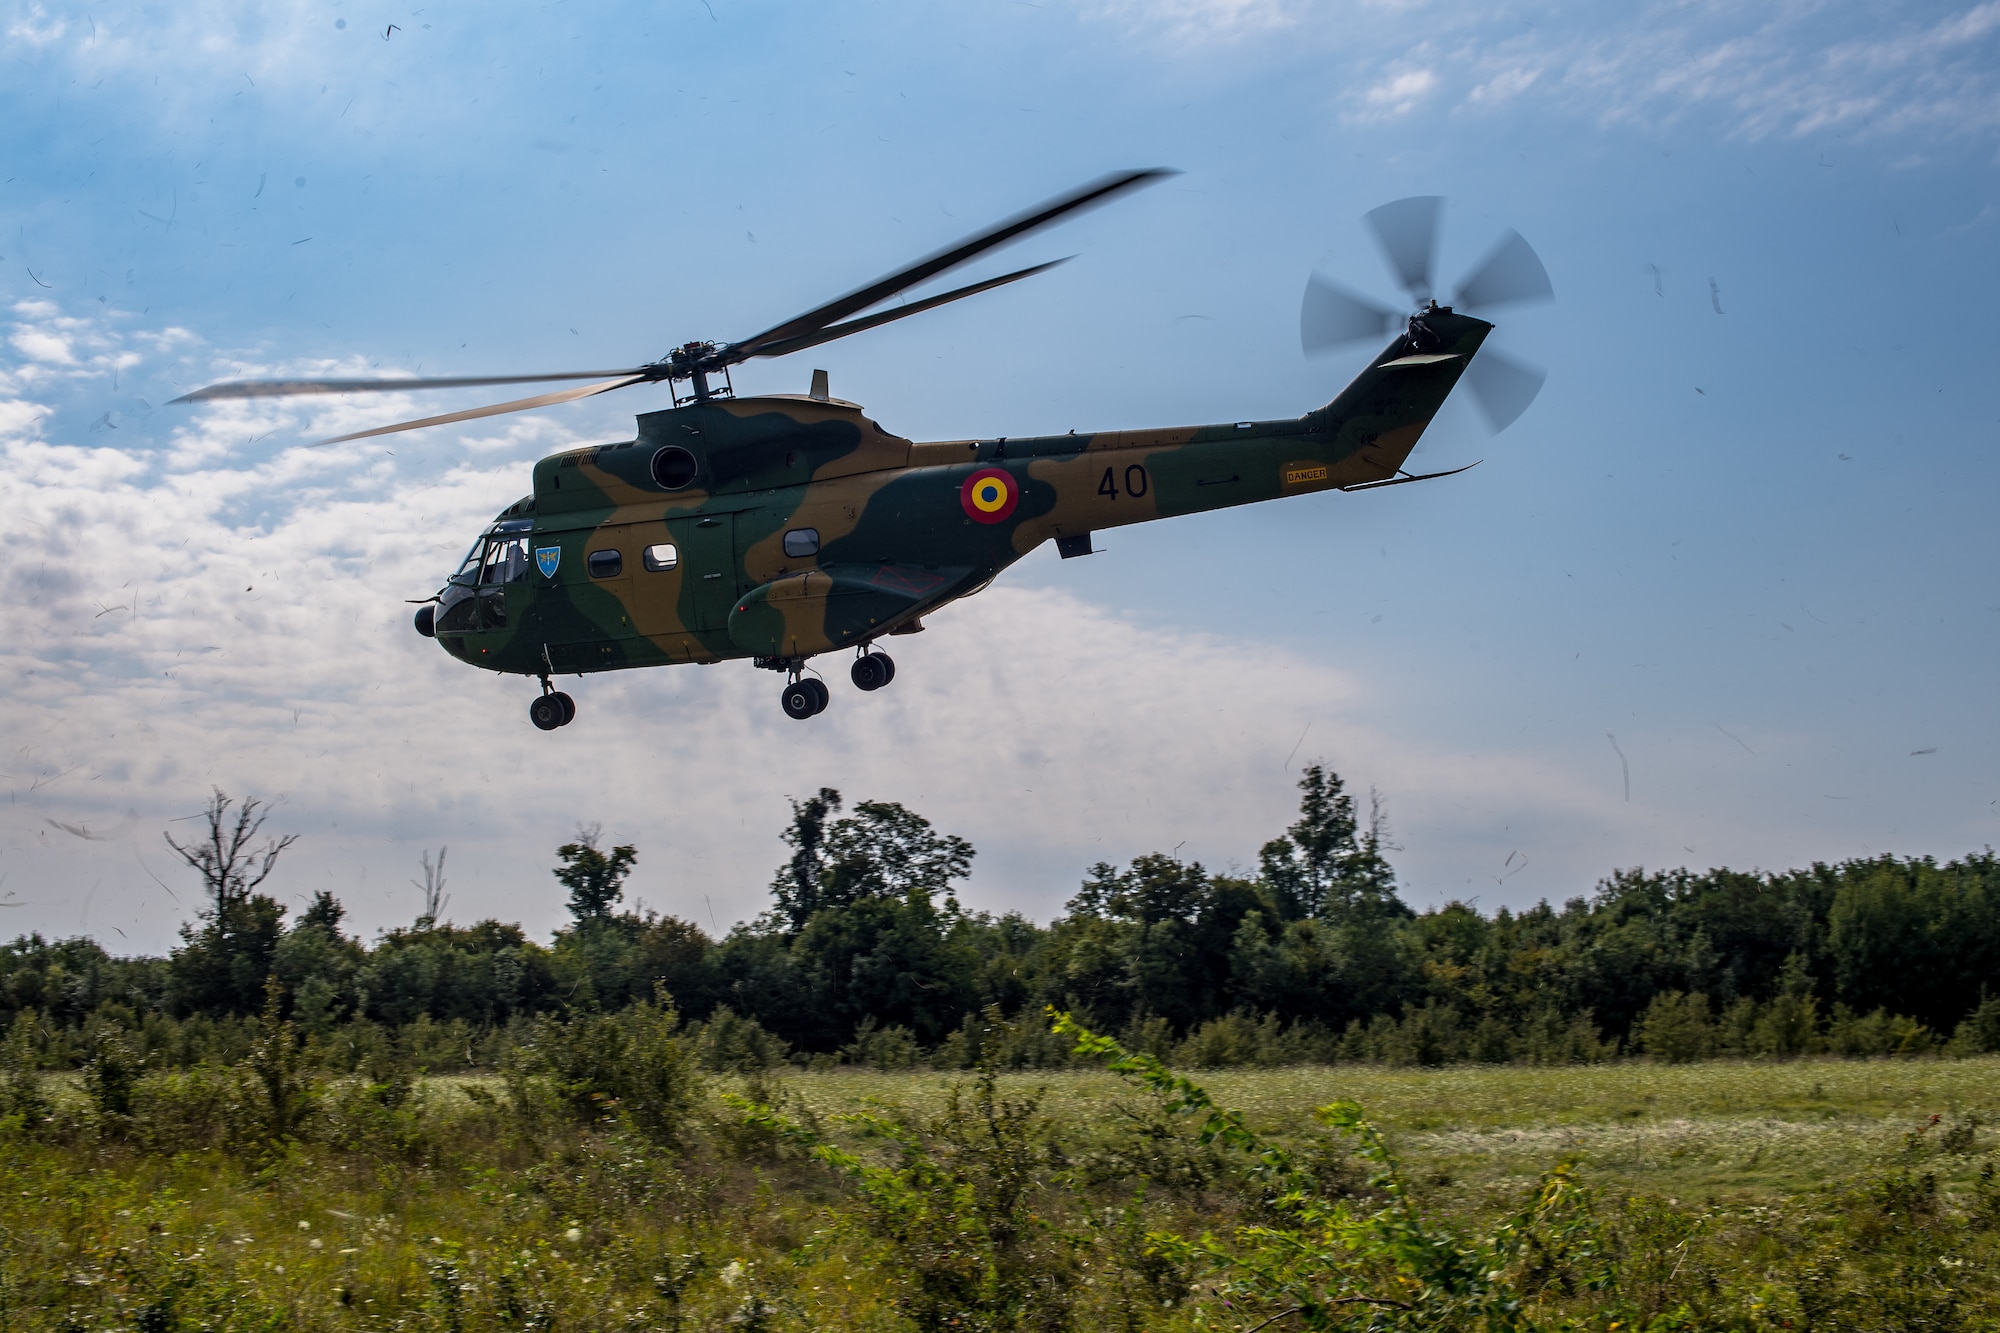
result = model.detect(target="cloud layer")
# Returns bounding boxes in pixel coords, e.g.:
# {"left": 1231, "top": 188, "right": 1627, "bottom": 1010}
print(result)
{"left": 1088, "top": 0, "right": 2000, "bottom": 145}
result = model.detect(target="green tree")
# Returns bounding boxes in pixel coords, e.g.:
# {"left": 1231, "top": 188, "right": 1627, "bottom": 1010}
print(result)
{"left": 554, "top": 825, "right": 637, "bottom": 924}
{"left": 1633, "top": 991, "right": 1716, "bottom": 1063}
{"left": 1257, "top": 764, "right": 1403, "bottom": 921}
{"left": 820, "top": 800, "right": 974, "bottom": 911}
{"left": 770, "top": 787, "right": 843, "bottom": 933}
{"left": 164, "top": 789, "right": 298, "bottom": 1017}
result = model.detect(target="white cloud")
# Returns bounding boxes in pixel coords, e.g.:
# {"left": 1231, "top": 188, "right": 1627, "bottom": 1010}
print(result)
{"left": 1460, "top": 1, "right": 2000, "bottom": 143}
{"left": 5, "top": 3, "right": 63, "bottom": 47}
{"left": 1353, "top": 65, "right": 1438, "bottom": 120}
{"left": 1080, "top": 0, "right": 2000, "bottom": 144}
{"left": 1081, "top": 0, "right": 1306, "bottom": 47}
{"left": 11, "top": 327, "right": 76, "bottom": 364}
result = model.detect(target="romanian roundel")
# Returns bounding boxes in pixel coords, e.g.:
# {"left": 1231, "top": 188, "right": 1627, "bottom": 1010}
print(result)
{"left": 959, "top": 467, "right": 1019, "bottom": 525}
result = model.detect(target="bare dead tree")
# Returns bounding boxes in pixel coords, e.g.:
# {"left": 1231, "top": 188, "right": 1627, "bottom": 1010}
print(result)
{"left": 164, "top": 788, "right": 298, "bottom": 919}
{"left": 412, "top": 846, "right": 449, "bottom": 929}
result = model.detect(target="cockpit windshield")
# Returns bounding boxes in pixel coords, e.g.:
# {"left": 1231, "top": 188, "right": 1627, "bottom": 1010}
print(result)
{"left": 481, "top": 536, "right": 531, "bottom": 585}
{"left": 448, "top": 517, "right": 534, "bottom": 587}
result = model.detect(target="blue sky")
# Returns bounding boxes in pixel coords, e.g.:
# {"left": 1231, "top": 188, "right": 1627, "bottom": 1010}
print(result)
{"left": 3, "top": 0, "right": 1998, "bottom": 951}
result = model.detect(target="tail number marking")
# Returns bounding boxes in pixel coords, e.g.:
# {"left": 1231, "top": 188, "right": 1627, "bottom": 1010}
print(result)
{"left": 1097, "top": 464, "right": 1150, "bottom": 500}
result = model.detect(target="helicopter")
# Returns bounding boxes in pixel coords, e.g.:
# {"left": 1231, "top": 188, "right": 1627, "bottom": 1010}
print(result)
{"left": 172, "top": 171, "right": 1552, "bottom": 728}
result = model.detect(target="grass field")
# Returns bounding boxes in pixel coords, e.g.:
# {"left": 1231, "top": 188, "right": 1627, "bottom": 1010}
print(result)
{"left": 769, "top": 1057, "right": 2000, "bottom": 1202}
{"left": 10, "top": 1052, "right": 2000, "bottom": 1330}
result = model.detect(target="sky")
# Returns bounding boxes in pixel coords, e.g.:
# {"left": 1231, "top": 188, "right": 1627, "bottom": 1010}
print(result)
{"left": 2, "top": 0, "right": 1998, "bottom": 953}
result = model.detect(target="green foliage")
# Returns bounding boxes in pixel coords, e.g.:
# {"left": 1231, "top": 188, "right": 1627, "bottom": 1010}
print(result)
{"left": 162, "top": 788, "right": 299, "bottom": 1018}
{"left": 554, "top": 823, "right": 639, "bottom": 922}
{"left": 81, "top": 1022, "right": 142, "bottom": 1123}
{"left": 689, "top": 1005, "right": 792, "bottom": 1072}
{"left": 0, "top": 1009, "right": 49, "bottom": 1129}
{"left": 21, "top": 775, "right": 2000, "bottom": 1085}
{"left": 735, "top": 1068, "right": 1084, "bottom": 1333}
{"left": 1053, "top": 1008, "right": 1596, "bottom": 1331}
{"left": 1634, "top": 991, "right": 1717, "bottom": 1063}
{"left": 12, "top": 1050, "right": 2000, "bottom": 1330}
{"left": 1257, "top": 764, "right": 1403, "bottom": 922}
{"left": 770, "top": 786, "right": 845, "bottom": 933}
{"left": 507, "top": 986, "right": 701, "bottom": 1143}
{"left": 247, "top": 975, "right": 320, "bottom": 1140}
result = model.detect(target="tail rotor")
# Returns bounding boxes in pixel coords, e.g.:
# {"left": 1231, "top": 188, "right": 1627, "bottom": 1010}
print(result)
{"left": 1301, "top": 197, "right": 1554, "bottom": 433}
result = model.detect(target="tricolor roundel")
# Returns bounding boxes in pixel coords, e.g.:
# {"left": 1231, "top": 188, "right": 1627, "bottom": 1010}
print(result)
{"left": 959, "top": 468, "right": 1019, "bottom": 524}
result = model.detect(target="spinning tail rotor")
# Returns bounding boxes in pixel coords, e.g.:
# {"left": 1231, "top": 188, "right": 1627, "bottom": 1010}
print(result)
{"left": 1300, "top": 197, "right": 1553, "bottom": 432}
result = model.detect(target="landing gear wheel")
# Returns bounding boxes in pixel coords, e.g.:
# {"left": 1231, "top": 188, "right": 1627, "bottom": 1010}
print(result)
{"left": 529, "top": 693, "right": 566, "bottom": 730}
{"left": 803, "top": 677, "right": 830, "bottom": 714}
{"left": 551, "top": 692, "right": 576, "bottom": 726}
{"left": 781, "top": 679, "right": 819, "bottom": 720}
{"left": 851, "top": 651, "right": 895, "bottom": 691}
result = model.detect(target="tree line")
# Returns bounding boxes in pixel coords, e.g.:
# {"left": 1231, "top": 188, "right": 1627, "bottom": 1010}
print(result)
{"left": 7, "top": 770, "right": 2000, "bottom": 1071}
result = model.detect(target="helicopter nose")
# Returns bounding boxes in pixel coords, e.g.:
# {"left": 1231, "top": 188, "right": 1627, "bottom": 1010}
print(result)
{"left": 414, "top": 605, "right": 436, "bottom": 638}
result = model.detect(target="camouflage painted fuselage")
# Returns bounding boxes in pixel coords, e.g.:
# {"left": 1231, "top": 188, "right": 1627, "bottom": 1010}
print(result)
{"left": 431, "top": 311, "right": 1492, "bottom": 676}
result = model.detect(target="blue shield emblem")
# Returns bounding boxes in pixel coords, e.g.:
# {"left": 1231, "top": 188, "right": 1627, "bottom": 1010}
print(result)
{"left": 535, "top": 546, "right": 561, "bottom": 579}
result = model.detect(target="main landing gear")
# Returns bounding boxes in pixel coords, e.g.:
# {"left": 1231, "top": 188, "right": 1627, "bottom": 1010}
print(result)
{"left": 529, "top": 677, "right": 576, "bottom": 731}
{"left": 850, "top": 650, "right": 896, "bottom": 692}
{"left": 776, "top": 648, "right": 897, "bottom": 720}
{"left": 781, "top": 675, "right": 830, "bottom": 720}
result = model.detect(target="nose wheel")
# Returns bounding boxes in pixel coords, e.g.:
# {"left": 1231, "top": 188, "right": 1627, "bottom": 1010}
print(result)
{"left": 530, "top": 680, "right": 576, "bottom": 731}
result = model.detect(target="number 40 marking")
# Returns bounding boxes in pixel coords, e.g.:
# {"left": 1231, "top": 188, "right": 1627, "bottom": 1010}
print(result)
{"left": 1098, "top": 464, "right": 1149, "bottom": 500}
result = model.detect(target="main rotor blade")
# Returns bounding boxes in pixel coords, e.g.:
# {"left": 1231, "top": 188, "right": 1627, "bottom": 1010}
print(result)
{"left": 171, "top": 370, "right": 647, "bottom": 403}
{"left": 1462, "top": 346, "right": 1547, "bottom": 433}
{"left": 1363, "top": 195, "right": 1442, "bottom": 306}
{"left": 745, "top": 258, "right": 1069, "bottom": 362}
{"left": 1300, "top": 275, "right": 1399, "bottom": 353}
{"left": 723, "top": 167, "right": 1175, "bottom": 363}
{"left": 306, "top": 374, "right": 648, "bottom": 447}
{"left": 1452, "top": 229, "right": 1553, "bottom": 312}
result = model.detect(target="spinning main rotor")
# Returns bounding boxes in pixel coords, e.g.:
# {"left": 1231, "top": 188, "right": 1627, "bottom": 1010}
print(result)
{"left": 173, "top": 169, "right": 1175, "bottom": 445}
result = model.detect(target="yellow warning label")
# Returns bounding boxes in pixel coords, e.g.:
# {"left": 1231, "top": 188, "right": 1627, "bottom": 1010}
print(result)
{"left": 1284, "top": 464, "right": 1329, "bottom": 487}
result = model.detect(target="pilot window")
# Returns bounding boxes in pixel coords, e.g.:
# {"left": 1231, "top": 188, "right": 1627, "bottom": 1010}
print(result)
{"left": 480, "top": 537, "right": 531, "bottom": 585}
{"left": 783, "top": 528, "right": 820, "bottom": 558}
{"left": 587, "top": 549, "right": 624, "bottom": 579}
{"left": 643, "top": 543, "right": 679, "bottom": 572}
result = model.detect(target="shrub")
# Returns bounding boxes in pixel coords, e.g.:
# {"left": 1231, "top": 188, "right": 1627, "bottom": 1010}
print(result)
{"left": 841, "top": 1017, "right": 921, "bottom": 1070}
{"left": 733, "top": 1068, "right": 1084, "bottom": 1333}
{"left": 689, "top": 1005, "right": 790, "bottom": 1072}
{"left": 1635, "top": 991, "right": 1717, "bottom": 1063}
{"left": 506, "top": 986, "right": 700, "bottom": 1143}
{"left": 1051, "top": 1009, "right": 1611, "bottom": 1332}
{"left": 245, "top": 976, "right": 320, "bottom": 1140}
{"left": 81, "top": 1023, "right": 142, "bottom": 1124}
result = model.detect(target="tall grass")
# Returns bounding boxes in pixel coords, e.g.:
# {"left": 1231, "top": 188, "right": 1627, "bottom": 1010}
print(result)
{"left": 7, "top": 1037, "right": 2000, "bottom": 1329}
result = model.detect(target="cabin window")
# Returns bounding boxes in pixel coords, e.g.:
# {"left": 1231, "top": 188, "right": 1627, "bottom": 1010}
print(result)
{"left": 783, "top": 528, "right": 820, "bottom": 558}
{"left": 587, "top": 549, "right": 623, "bottom": 579}
{"left": 643, "top": 543, "right": 679, "bottom": 572}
